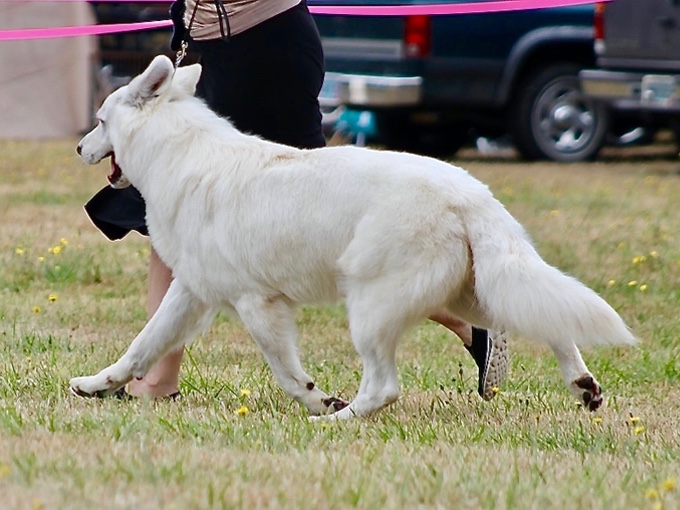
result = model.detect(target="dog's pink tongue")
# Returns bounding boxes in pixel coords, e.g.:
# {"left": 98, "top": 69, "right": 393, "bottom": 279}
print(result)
{"left": 107, "top": 154, "right": 122, "bottom": 184}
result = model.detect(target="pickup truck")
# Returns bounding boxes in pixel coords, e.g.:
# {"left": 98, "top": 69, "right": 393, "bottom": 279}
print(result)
{"left": 580, "top": 0, "right": 680, "bottom": 140}
{"left": 310, "top": 0, "right": 607, "bottom": 161}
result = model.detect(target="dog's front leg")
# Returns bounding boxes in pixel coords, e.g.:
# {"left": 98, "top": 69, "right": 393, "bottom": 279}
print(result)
{"left": 70, "top": 280, "right": 214, "bottom": 398}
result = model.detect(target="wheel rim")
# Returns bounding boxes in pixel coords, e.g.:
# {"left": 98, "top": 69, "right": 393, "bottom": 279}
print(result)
{"left": 532, "top": 77, "right": 598, "bottom": 157}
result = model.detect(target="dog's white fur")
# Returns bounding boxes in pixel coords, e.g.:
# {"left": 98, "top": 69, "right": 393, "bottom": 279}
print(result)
{"left": 72, "top": 56, "right": 635, "bottom": 417}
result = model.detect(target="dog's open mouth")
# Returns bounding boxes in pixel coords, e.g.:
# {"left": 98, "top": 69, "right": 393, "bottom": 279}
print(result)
{"left": 107, "top": 153, "right": 130, "bottom": 189}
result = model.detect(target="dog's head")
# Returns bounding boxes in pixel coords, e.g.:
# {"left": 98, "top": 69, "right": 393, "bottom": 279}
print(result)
{"left": 76, "top": 55, "right": 202, "bottom": 189}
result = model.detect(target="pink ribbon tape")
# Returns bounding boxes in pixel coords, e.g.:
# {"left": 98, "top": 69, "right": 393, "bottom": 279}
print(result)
{"left": 0, "top": 20, "right": 171, "bottom": 41}
{"left": 0, "top": 0, "right": 605, "bottom": 41}
{"left": 310, "top": 0, "right": 604, "bottom": 16}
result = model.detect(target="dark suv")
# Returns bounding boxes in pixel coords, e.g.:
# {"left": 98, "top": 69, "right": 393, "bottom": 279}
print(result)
{"left": 311, "top": 0, "right": 606, "bottom": 161}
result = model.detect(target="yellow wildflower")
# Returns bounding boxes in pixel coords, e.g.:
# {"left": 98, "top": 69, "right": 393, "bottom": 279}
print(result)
{"left": 33, "top": 306, "right": 41, "bottom": 314}
{"left": 627, "top": 280, "right": 638, "bottom": 287}
{"left": 607, "top": 279, "right": 616, "bottom": 287}
{"left": 646, "top": 488, "right": 659, "bottom": 500}
{"left": 491, "top": 386, "right": 500, "bottom": 394}
{"left": 52, "top": 245, "right": 62, "bottom": 255}
{"left": 48, "top": 294, "right": 58, "bottom": 303}
{"left": 649, "top": 250, "right": 658, "bottom": 258}
{"left": 632, "top": 255, "right": 647, "bottom": 264}
{"left": 236, "top": 405, "right": 250, "bottom": 417}
{"left": 634, "top": 426, "right": 645, "bottom": 435}
{"left": 15, "top": 247, "right": 25, "bottom": 255}
{"left": 662, "top": 478, "right": 676, "bottom": 492}
{"left": 640, "top": 284, "right": 648, "bottom": 292}
{"left": 37, "top": 256, "right": 45, "bottom": 263}
{"left": 628, "top": 415, "right": 640, "bottom": 424}
{"left": 59, "top": 238, "right": 68, "bottom": 246}
{"left": 240, "top": 389, "right": 251, "bottom": 397}
{"left": 592, "top": 417, "right": 602, "bottom": 424}
{"left": 549, "top": 210, "right": 560, "bottom": 217}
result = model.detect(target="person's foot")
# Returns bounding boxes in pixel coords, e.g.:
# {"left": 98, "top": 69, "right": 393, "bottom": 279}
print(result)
{"left": 465, "top": 327, "right": 509, "bottom": 400}
{"left": 126, "top": 377, "right": 181, "bottom": 399}
{"left": 122, "top": 346, "right": 184, "bottom": 399}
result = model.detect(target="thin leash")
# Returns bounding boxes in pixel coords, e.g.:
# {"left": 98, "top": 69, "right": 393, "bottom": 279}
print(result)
{"left": 174, "top": 0, "right": 231, "bottom": 69}
{"left": 175, "top": 40, "right": 189, "bottom": 68}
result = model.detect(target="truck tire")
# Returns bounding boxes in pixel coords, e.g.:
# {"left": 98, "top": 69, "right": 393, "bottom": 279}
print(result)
{"left": 509, "top": 63, "right": 608, "bottom": 162}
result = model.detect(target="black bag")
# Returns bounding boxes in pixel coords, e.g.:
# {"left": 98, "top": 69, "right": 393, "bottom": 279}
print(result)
{"left": 169, "top": 0, "right": 187, "bottom": 51}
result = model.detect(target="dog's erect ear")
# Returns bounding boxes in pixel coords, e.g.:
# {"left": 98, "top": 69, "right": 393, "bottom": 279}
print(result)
{"left": 173, "top": 63, "right": 202, "bottom": 95}
{"left": 125, "top": 55, "right": 175, "bottom": 107}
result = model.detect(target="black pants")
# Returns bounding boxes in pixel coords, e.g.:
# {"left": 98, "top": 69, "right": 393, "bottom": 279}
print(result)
{"left": 85, "top": 1, "right": 325, "bottom": 240}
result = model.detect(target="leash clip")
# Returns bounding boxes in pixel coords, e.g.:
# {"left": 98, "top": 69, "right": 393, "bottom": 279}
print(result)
{"left": 175, "top": 40, "right": 188, "bottom": 68}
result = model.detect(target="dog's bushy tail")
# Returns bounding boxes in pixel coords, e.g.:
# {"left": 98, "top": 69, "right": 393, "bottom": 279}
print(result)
{"left": 465, "top": 197, "right": 636, "bottom": 347}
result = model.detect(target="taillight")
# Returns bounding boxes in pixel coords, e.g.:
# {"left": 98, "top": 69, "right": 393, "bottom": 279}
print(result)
{"left": 594, "top": 2, "right": 605, "bottom": 41}
{"left": 593, "top": 2, "right": 606, "bottom": 55}
{"left": 404, "top": 15, "right": 431, "bottom": 58}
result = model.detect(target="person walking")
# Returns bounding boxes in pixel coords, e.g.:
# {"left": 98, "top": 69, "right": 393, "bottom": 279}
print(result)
{"left": 84, "top": 0, "right": 507, "bottom": 403}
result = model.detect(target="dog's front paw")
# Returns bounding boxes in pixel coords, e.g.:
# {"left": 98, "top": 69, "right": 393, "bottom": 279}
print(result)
{"left": 573, "top": 374, "right": 603, "bottom": 411}
{"left": 70, "top": 375, "right": 119, "bottom": 398}
{"left": 322, "top": 396, "right": 349, "bottom": 414}
{"left": 308, "top": 396, "right": 351, "bottom": 420}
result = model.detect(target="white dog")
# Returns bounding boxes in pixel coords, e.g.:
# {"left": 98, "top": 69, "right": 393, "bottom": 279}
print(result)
{"left": 72, "top": 55, "right": 635, "bottom": 418}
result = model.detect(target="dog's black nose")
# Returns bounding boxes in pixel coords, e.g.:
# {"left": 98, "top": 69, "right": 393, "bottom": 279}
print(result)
{"left": 76, "top": 144, "right": 82, "bottom": 155}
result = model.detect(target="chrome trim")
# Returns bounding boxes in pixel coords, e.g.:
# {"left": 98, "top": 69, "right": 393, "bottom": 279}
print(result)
{"left": 319, "top": 70, "right": 423, "bottom": 108}
{"left": 580, "top": 69, "right": 680, "bottom": 111}
{"left": 581, "top": 79, "right": 634, "bottom": 99}
{"left": 337, "top": 74, "right": 423, "bottom": 106}
{"left": 321, "top": 37, "right": 404, "bottom": 60}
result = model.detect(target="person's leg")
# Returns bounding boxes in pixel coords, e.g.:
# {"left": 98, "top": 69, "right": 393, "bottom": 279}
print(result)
{"left": 429, "top": 309, "right": 509, "bottom": 400}
{"left": 121, "top": 4, "right": 327, "bottom": 400}
{"left": 84, "top": 186, "right": 182, "bottom": 397}
{"left": 129, "top": 3, "right": 502, "bottom": 399}
{"left": 429, "top": 310, "right": 472, "bottom": 345}
{"left": 126, "top": 247, "right": 183, "bottom": 397}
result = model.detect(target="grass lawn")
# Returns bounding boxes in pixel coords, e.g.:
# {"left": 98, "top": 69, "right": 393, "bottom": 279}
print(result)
{"left": 0, "top": 139, "right": 678, "bottom": 509}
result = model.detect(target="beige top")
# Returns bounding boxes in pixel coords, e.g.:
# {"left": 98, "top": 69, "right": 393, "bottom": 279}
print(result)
{"left": 185, "top": 0, "right": 301, "bottom": 41}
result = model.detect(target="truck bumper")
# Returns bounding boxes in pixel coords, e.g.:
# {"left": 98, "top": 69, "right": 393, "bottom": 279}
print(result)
{"left": 320, "top": 72, "right": 423, "bottom": 108}
{"left": 580, "top": 69, "right": 680, "bottom": 113}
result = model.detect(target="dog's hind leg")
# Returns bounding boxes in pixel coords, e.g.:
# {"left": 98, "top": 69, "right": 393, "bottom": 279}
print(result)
{"left": 327, "top": 290, "right": 412, "bottom": 420}
{"left": 235, "top": 294, "right": 347, "bottom": 415}
{"left": 550, "top": 340, "right": 603, "bottom": 411}
{"left": 71, "top": 280, "right": 215, "bottom": 398}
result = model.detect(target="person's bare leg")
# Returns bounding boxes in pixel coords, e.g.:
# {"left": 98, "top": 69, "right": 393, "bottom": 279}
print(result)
{"left": 127, "top": 246, "right": 183, "bottom": 397}
{"left": 429, "top": 309, "right": 508, "bottom": 400}
{"left": 428, "top": 310, "right": 472, "bottom": 345}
